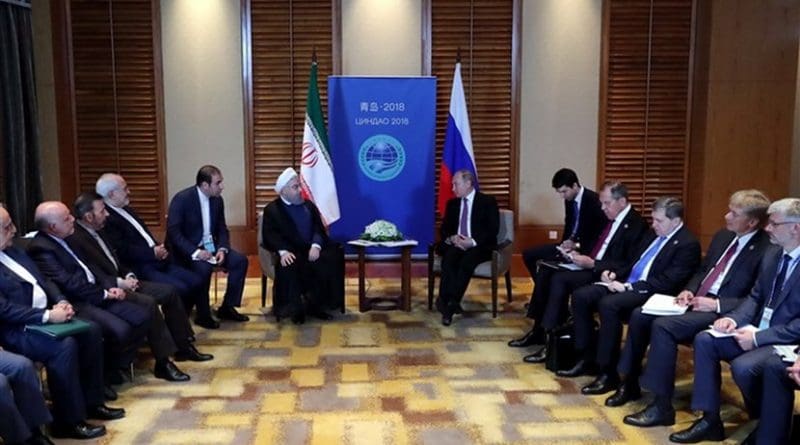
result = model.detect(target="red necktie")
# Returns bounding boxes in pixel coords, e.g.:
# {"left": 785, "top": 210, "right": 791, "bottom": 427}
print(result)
{"left": 589, "top": 219, "right": 613, "bottom": 259}
{"left": 458, "top": 198, "right": 469, "bottom": 236}
{"left": 696, "top": 239, "right": 739, "bottom": 297}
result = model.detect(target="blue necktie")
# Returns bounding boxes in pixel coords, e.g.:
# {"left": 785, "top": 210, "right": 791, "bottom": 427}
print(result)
{"left": 570, "top": 200, "right": 579, "bottom": 238}
{"left": 768, "top": 254, "right": 792, "bottom": 304}
{"left": 627, "top": 236, "right": 667, "bottom": 283}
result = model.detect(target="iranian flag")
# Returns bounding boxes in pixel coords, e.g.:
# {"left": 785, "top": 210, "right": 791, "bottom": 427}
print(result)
{"left": 300, "top": 58, "right": 340, "bottom": 226}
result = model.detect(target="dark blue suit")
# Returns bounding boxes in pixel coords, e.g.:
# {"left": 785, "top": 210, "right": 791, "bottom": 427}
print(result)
{"left": 625, "top": 229, "right": 770, "bottom": 399}
{"left": 571, "top": 225, "right": 701, "bottom": 371}
{"left": 690, "top": 246, "right": 800, "bottom": 420}
{"left": 26, "top": 232, "right": 150, "bottom": 369}
{"left": 166, "top": 186, "right": 248, "bottom": 313}
{"left": 101, "top": 204, "right": 205, "bottom": 317}
{"left": 0, "top": 245, "right": 104, "bottom": 426}
{"left": 0, "top": 350, "right": 51, "bottom": 443}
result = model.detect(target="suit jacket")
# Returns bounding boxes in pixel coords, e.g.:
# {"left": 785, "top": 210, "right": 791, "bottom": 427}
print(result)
{"left": 684, "top": 228, "right": 770, "bottom": 313}
{"left": 101, "top": 204, "right": 162, "bottom": 268}
{"left": 619, "top": 225, "right": 702, "bottom": 295}
{"left": 67, "top": 223, "right": 132, "bottom": 279}
{"left": 592, "top": 206, "right": 648, "bottom": 276}
{"left": 563, "top": 187, "right": 607, "bottom": 254}
{"left": 440, "top": 191, "right": 499, "bottom": 251}
{"left": 167, "top": 186, "right": 231, "bottom": 262}
{"left": 726, "top": 245, "right": 800, "bottom": 346}
{"left": 0, "top": 245, "right": 65, "bottom": 309}
{"left": 27, "top": 232, "right": 117, "bottom": 306}
{"left": 262, "top": 198, "right": 329, "bottom": 254}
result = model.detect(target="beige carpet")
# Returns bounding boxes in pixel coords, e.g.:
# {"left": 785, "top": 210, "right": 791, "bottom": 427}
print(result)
{"left": 52, "top": 277, "right": 755, "bottom": 445}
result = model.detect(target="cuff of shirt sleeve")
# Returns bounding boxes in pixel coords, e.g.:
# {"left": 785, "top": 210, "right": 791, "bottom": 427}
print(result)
{"left": 103, "top": 290, "right": 110, "bottom": 300}
{"left": 278, "top": 250, "right": 288, "bottom": 257}
{"left": 218, "top": 247, "right": 229, "bottom": 254}
{"left": 716, "top": 300, "right": 721, "bottom": 313}
{"left": 42, "top": 310, "right": 50, "bottom": 323}
{"left": 191, "top": 249, "right": 202, "bottom": 260}
{"left": 752, "top": 331, "right": 759, "bottom": 348}
{"left": 311, "top": 243, "right": 321, "bottom": 250}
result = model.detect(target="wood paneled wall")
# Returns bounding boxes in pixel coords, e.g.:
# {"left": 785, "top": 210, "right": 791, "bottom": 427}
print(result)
{"left": 686, "top": 0, "right": 799, "bottom": 247}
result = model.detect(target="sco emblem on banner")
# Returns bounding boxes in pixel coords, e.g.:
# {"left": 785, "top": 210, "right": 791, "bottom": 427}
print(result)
{"left": 358, "top": 134, "right": 406, "bottom": 181}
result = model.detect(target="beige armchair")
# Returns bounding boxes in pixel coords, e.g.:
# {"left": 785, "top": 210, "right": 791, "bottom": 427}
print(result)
{"left": 427, "top": 209, "right": 514, "bottom": 317}
{"left": 256, "top": 212, "right": 277, "bottom": 308}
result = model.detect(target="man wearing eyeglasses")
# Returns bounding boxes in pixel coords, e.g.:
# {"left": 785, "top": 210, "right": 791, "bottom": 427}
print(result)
{"left": 670, "top": 198, "right": 800, "bottom": 444}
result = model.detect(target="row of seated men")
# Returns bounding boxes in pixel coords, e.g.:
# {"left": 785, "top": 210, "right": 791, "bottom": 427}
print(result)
{"left": 0, "top": 165, "right": 256, "bottom": 443}
{"left": 504, "top": 168, "right": 800, "bottom": 445}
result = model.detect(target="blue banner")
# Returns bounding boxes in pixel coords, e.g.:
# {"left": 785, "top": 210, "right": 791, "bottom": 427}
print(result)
{"left": 328, "top": 77, "right": 436, "bottom": 255}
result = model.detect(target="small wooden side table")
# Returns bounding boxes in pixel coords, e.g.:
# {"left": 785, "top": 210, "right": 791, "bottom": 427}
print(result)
{"left": 347, "top": 241, "right": 416, "bottom": 312}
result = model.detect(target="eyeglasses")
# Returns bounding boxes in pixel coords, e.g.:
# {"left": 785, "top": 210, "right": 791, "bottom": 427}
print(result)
{"left": 767, "top": 220, "right": 800, "bottom": 227}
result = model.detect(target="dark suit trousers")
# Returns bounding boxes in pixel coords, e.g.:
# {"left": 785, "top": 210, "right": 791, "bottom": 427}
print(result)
{"left": 1, "top": 322, "right": 104, "bottom": 425}
{"left": 137, "top": 261, "right": 205, "bottom": 318}
{"left": 438, "top": 244, "right": 491, "bottom": 313}
{"left": 528, "top": 268, "right": 594, "bottom": 330}
{"left": 186, "top": 249, "right": 248, "bottom": 311}
{"left": 273, "top": 245, "right": 344, "bottom": 317}
{"left": 138, "top": 280, "right": 194, "bottom": 350}
{"left": 522, "top": 243, "right": 560, "bottom": 278}
{"left": 635, "top": 309, "right": 718, "bottom": 399}
{"left": 754, "top": 354, "right": 796, "bottom": 445}
{"left": 0, "top": 351, "right": 51, "bottom": 443}
{"left": 75, "top": 300, "right": 150, "bottom": 369}
{"left": 125, "top": 291, "right": 177, "bottom": 360}
{"left": 690, "top": 332, "right": 775, "bottom": 414}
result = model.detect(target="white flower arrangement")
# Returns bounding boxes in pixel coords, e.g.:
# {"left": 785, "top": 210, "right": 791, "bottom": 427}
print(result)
{"left": 360, "top": 219, "right": 403, "bottom": 242}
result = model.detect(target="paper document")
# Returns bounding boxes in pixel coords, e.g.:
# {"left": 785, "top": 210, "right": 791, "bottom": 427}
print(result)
{"left": 347, "top": 239, "right": 418, "bottom": 248}
{"left": 641, "top": 294, "right": 688, "bottom": 316}
{"left": 704, "top": 324, "right": 756, "bottom": 338}
{"left": 540, "top": 260, "right": 582, "bottom": 271}
{"left": 773, "top": 345, "right": 799, "bottom": 363}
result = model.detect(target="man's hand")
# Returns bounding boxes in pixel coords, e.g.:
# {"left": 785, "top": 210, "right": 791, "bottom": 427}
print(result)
{"left": 560, "top": 240, "right": 576, "bottom": 252}
{"left": 733, "top": 325, "right": 757, "bottom": 351}
{"left": 600, "top": 270, "right": 616, "bottom": 283}
{"left": 454, "top": 235, "right": 474, "bottom": 251}
{"left": 308, "top": 246, "right": 320, "bottom": 262}
{"left": 570, "top": 253, "right": 594, "bottom": 269}
{"left": 607, "top": 281, "right": 626, "bottom": 293}
{"left": 280, "top": 251, "right": 296, "bottom": 267}
{"left": 107, "top": 287, "right": 127, "bottom": 300}
{"left": 215, "top": 250, "right": 226, "bottom": 265}
{"left": 49, "top": 305, "right": 72, "bottom": 323}
{"left": 196, "top": 249, "right": 213, "bottom": 261}
{"left": 691, "top": 296, "right": 718, "bottom": 312}
{"left": 154, "top": 244, "right": 169, "bottom": 260}
{"left": 712, "top": 317, "right": 737, "bottom": 333}
{"left": 787, "top": 357, "right": 800, "bottom": 386}
{"left": 119, "top": 277, "right": 139, "bottom": 291}
{"left": 676, "top": 290, "right": 694, "bottom": 307}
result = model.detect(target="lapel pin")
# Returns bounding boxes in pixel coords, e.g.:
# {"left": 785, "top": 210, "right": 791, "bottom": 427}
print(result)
{"left": 673, "top": 240, "right": 678, "bottom": 245}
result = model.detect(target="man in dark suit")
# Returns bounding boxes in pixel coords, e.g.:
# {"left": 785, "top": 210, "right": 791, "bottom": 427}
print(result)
{"left": 262, "top": 168, "right": 344, "bottom": 324}
{"left": 509, "top": 181, "right": 647, "bottom": 363}
{"left": 0, "top": 350, "right": 53, "bottom": 445}
{"left": 0, "top": 205, "right": 121, "bottom": 440}
{"left": 558, "top": 197, "right": 701, "bottom": 396}
{"left": 436, "top": 169, "right": 499, "bottom": 326}
{"left": 167, "top": 165, "right": 249, "bottom": 323}
{"left": 619, "top": 190, "right": 771, "bottom": 426}
{"left": 513, "top": 168, "right": 606, "bottom": 346}
{"left": 70, "top": 192, "right": 212, "bottom": 364}
{"left": 670, "top": 197, "right": 800, "bottom": 444}
{"left": 95, "top": 173, "right": 213, "bottom": 329}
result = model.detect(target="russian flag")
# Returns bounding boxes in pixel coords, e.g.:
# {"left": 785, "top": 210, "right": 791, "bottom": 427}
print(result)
{"left": 437, "top": 62, "right": 478, "bottom": 216}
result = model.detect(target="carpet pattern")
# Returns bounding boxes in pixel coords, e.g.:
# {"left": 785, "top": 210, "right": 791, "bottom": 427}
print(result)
{"left": 56, "top": 277, "right": 757, "bottom": 445}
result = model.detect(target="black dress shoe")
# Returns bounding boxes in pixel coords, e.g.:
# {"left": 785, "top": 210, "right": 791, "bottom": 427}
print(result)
{"left": 50, "top": 421, "right": 106, "bottom": 440}
{"left": 523, "top": 345, "right": 549, "bottom": 363}
{"left": 217, "top": 305, "right": 249, "bottom": 322}
{"left": 195, "top": 316, "right": 220, "bottom": 329}
{"left": 103, "top": 384, "right": 118, "bottom": 401}
{"left": 556, "top": 359, "right": 591, "bottom": 378}
{"left": 291, "top": 313, "right": 306, "bottom": 325}
{"left": 508, "top": 327, "right": 546, "bottom": 347}
{"left": 309, "top": 310, "right": 333, "bottom": 321}
{"left": 87, "top": 404, "right": 126, "bottom": 420}
{"left": 623, "top": 403, "right": 675, "bottom": 427}
{"left": 442, "top": 314, "right": 453, "bottom": 326}
{"left": 669, "top": 417, "right": 725, "bottom": 443}
{"left": 175, "top": 344, "right": 214, "bottom": 362}
{"left": 581, "top": 373, "right": 619, "bottom": 395}
{"left": 604, "top": 383, "right": 641, "bottom": 407}
{"left": 154, "top": 360, "right": 190, "bottom": 382}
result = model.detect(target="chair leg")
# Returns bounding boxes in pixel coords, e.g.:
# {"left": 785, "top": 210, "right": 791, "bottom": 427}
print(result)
{"left": 213, "top": 270, "right": 219, "bottom": 305}
{"left": 491, "top": 275, "right": 498, "bottom": 318}
{"left": 261, "top": 275, "right": 267, "bottom": 308}
{"left": 505, "top": 271, "right": 512, "bottom": 302}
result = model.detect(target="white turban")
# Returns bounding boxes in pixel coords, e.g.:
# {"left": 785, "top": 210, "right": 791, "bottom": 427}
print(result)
{"left": 274, "top": 167, "right": 298, "bottom": 193}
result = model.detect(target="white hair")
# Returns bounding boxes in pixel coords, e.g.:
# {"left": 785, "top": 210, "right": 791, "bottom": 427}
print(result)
{"left": 96, "top": 173, "right": 122, "bottom": 198}
{"left": 767, "top": 198, "right": 800, "bottom": 220}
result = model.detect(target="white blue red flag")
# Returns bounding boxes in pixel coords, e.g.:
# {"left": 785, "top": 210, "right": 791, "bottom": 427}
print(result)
{"left": 437, "top": 62, "right": 478, "bottom": 216}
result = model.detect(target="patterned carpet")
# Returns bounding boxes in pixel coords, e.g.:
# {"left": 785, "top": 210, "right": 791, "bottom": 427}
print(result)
{"left": 54, "top": 275, "right": 757, "bottom": 445}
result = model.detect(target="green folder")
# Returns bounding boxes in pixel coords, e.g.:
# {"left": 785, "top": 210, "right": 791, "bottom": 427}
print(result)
{"left": 25, "top": 318, "right": 92, "bottom": 338}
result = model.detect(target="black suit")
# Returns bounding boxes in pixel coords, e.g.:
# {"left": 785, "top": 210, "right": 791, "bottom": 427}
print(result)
{"left": 571, "top": 225, "right": 701, "bottom": 372}
{"left": 0, "top": 245, "right": 105, "bottom": 426}
{"left": 69, "top": 223, "right": 194, "bottom": 357}
{"left": 261, "top": 198, "right": 344, "bottom": 317}
{"left": 102, "top": 204, "right": 206, "bottom": 318}
{"left": 436, "top": 191, "right": 500, "bottom": 314}
{"left": 526, "top": 206, "right": 647, "bottom": 330}
{"left": 27, "top": 232, "right": 150, "bottom": 369}
{"left": 0, "top": 350, "right": 51, "bottom": 444}
{"left": 623, "top": 229, "right": 770, "bottom": 395}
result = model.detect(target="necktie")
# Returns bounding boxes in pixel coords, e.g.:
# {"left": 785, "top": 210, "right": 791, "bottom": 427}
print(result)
{"left": 695, "top": 239, "right": 739, "bottom": 297}
{"left": 768, "top": 254, "right": 792, "bottom": 304}
{"left": 92, "top": 231, "right": 119, "bottom": 272}
{"left": 458, "top": 198, "right": 469, "bottom": 236}
{"left": 56, "top": 238, "right": 96, "bottom": 284}
{"left": 627, "top": 236, "right": 667, "bottom": 284}
{"left": 589, "top": 219, "right": 613, "bottom": 259}
{"left": 570, "top": 200, "right": 580, "bottom": 238}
